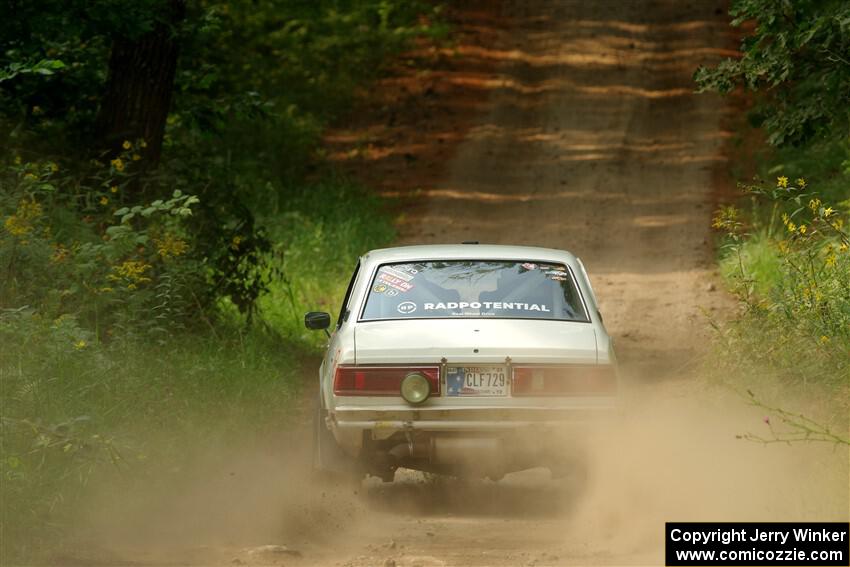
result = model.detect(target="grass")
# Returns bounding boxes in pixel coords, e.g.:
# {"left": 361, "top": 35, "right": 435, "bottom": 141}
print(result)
{"left": 718, "top": 231, "right": 782, "bottom": 299}
{"left": 710, "top": 136, "right": 850, "bottom": 440}
{"left": 0, "top": 172, "right": 398, "bottom": 562}
{"left": 0, "top": 175, "right": 396, "bottom": 562}
{"left": 0, "top": 320, "right": 304, "bottom": 563}
{"left": 259, "top": 177, "right": 396, "bottom": 346}
{"left": 0, "top": 146, "right": 397, "bottom": 567}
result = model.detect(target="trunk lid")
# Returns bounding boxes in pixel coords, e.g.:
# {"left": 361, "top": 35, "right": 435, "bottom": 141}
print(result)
{"left": 354, "top": 319, "right": 597, "bottom": 365}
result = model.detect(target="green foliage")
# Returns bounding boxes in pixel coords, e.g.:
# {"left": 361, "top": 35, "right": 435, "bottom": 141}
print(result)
{"left": 1, "top": 151, "right": 203, "bottom": 341}
{"left": 0, "top": 1, "right": 438, "bottom": 560}
{"left": 712, "top": 166, "right": 850, "bottom": 395}
{"left": 1, "top": 0, "right": 441, "bottom": 317}
{"left": 695, "top": 0, "right": 850, "bottom": 145}
{"left": 0, "top": 0, "right": 171, "bottom": 142}
{"left": 0, "top": 59, "right": 66, "bottom": 83}
{"left": 0, "top": 320, "right": 300, "bottom": 563}
{"left": 259, "top": 177, "right": 396, "bottom": 343}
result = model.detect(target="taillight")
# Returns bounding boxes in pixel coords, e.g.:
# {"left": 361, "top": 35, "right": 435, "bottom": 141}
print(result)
{"left": 512, "top": 365, "right": 617, "bottom": 396}
{"left": 333, "top": 366, "right": 440, "bottom": 396}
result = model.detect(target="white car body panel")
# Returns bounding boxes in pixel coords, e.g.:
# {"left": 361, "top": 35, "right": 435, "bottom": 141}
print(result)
{"left": 354, "top": 319, "right": 597, "bottom": 365}
{"left": 313, "top": 244, "right": 618, "bottom": 477}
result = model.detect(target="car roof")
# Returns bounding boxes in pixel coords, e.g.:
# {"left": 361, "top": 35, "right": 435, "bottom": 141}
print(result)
{"left": 362, "top": 244, "right": 580, "bottom": 265}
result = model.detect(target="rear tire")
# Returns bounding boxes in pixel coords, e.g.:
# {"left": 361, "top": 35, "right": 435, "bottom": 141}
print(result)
{"left": 312, "top": 391, "right": 363, "bottom": 488}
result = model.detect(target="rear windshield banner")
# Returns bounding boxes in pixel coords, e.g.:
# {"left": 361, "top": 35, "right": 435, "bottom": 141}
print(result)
{"left": 360, "top": 260, "right": 589, "bottom": 322}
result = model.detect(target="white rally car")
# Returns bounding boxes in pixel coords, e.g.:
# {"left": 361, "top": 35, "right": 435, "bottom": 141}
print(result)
{"left": 305, "top": 244, "right": 618, "bottom": 481}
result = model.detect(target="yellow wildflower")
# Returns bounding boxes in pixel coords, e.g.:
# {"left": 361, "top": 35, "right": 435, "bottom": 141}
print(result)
{"left": 155, "top": 233, "right": 189, "bottom": 259}
{"left": 823, "top": 207, "right": 834, "bottom": 217}
{"left": 3, "top": 200, "right": 42, "bottom": 237}
{"left": 4, "top": 216, "right": 28, "bottom": 236}
{"left": 74, "top": 340, "right": 87, "bottom": 350}
{"left": 820, "top": 335, "right": 830, "bottom": 344}
{"left": 787, "top": 222, "right": 796, "bottom": 233}
{"left": 109, "top": 260, "right": 152, "bottom": 285}
{"left": 798, "top": 225, "right": 807, "bottom": 235}
{"left": 100, "top": 196, "right": 109, "bottom": 205}
{"left": 808, "top": 198, "right": 821, "bottom": 211}
{"left": 776, "top": 176, "right": 789, "bottom": 188}
{"left": 711, "top": 205, "right": 739, "bottom": 231}
{"left": 51, "top": 245, "right": 69, "bottom": 263}
{"left": 23, "top": 172, "right": 37, "bottom": 181}
{"left": 840, "top": 243, "right": 849, "bottom": 252}
{"left": 139, "top": 139, "right": 148, "bottom": 148}
{"left": 13, "top": 155, "right": 22, "bottom": 165}
{"left": 32, "top": 105, "right": 43, "bottom": 115}
{"left": 132, "top": 154, "right": 141, "bottom": 161}
{"left": 231, "top": 235, "right": 243, "bottom": 250}
{"left": 110, "top": 185, "right": 118, "bottom": 193}
{"left": 825, "top": 254, "right": 837, "bottom": 267}
{"left": 796, "top": 177, "right": 806, "bottom": 188}
{"left": 49, "top": 162, "right": 58, "bottom": 172}
{"left": 110, "top": 158, "right": 125, "bottom": 172}
{"left": 122, "top": 140, "right": 132, "bottom": 150}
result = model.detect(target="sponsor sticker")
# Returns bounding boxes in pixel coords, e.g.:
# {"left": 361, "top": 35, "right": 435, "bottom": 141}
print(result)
{"left": 379, "top": 266, "right": 414, "bottom": 282}
{"left": 397, "top": 301, "right": 417, "bottom": 314}
{"left": 378, "top": 272, "right": 414, "bottom": 292}
{"left": 385, "top": 289, "right": 399, "bottom": 297}
{"left": 521, "top": 263, "right": 537, "bottom": 271}
{"left": 373, "top": 283, "right": 388, "bottom": 294}
{"left": 424, "top": 301, "right": 551, "bottom": 313}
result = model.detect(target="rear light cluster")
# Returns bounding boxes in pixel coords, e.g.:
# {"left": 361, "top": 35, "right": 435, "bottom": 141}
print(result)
{"left": 334, "top": 364, "right": 616, "bottom": 397}
{"left": 334, "top": 366, "right": 440, "bottom": 396}
{"left": 511, "top": 365, "right": 617, "bottom": 396}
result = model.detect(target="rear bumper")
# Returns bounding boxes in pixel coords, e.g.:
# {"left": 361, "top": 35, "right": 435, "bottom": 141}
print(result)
{"left": 328, "top": 399, "right": 618, "bottom": 454}
{"left": 334, "top": 407, "right": 614, "bottom": 429}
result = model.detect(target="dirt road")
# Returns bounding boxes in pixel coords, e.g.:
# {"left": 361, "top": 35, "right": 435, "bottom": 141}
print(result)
{"left": 295, "top": 2, "right": 843, "bottom": 566}
{"left": 71, "top": 3, "right": 847, "bottom": 566}
{"left": 396, "top": 0, "right": 735, "bottom": 378}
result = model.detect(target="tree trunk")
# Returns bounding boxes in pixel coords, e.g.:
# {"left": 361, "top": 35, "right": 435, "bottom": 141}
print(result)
{"left": 95, "top": 0, "right": 186, "bottom": 168}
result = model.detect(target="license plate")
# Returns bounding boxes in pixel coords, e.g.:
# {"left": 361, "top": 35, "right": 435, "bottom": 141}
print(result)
{"left": 446, "top": 366, "right": 508, "bottom": 396}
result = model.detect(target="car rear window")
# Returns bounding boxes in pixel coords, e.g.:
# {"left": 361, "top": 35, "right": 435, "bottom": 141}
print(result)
{"left": 360, "top": 260, "right": 589, "bottom": 322}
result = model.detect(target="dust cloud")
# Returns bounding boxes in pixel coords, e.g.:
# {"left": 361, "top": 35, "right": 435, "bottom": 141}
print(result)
{"left": 565, "top": 382, "right": 849, "bottom": 563}
{"left": 60, "top": 428, "right": 379, "bottom": 566}
{"left": 57, "top": 377, "right": 847, "bottom": 567}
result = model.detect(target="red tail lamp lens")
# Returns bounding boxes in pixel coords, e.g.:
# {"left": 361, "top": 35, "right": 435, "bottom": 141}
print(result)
{"left": 512, "top": 365, "right": 617, "bottom": 396}
{"left": 333, "top": 366, "right": 440, "bottom": 396}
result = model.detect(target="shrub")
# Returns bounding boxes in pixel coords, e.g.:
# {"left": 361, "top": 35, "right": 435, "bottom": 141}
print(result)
{"left": 712, "top": 174, "right": 850, "bottom": 398}
{"left": 1, "top": 150, "right": 203, "bottom": 342}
